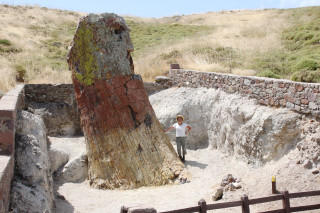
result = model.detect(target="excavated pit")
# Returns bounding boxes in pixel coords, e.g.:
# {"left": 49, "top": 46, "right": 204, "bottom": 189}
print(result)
{"left": 10, "top": 84, "right": 320, "bottom": 213}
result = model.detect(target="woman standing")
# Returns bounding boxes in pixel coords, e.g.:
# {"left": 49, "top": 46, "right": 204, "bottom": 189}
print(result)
{"left": 165, "top": 115, "right": 192, "bottom": 163}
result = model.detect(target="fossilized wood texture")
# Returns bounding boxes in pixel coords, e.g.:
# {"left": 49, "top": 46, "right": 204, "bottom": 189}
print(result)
{"left": 67, "top": 13, "right": 183, "bottom": 189}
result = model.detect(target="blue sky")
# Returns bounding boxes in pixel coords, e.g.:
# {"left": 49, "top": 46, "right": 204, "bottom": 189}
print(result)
{"left": 3, "top": 0, "right": 320, "bottom": 17}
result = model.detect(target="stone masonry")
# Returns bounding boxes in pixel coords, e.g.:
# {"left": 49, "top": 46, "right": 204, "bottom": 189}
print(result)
{"left": 169, "top": 69, "right": 320, "bottom": 117}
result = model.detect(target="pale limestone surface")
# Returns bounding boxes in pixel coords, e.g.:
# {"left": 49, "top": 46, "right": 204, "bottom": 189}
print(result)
{"left": 11, "top": 110, "right": 54, "bottom": 213}
{"left": 150, "top": 87, "right": 301, "bottom": 165}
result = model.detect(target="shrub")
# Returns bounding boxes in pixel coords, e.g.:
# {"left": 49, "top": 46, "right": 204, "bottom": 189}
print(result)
{"left": 291, "top": 69, "right": 320, "bottom": 83}
{"left": 258, "top": 70, "right": 280, "bottom": 79}
{"left": 15, "top": 65, "right": 27, "bottom": 83}
{"left": 291, "top": 58, "right": 318, "bottom": 72}
{"left": 0, "top": 39, "right": 12, "bottom": 46}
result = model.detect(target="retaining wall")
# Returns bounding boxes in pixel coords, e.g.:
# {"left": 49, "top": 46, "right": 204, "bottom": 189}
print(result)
{"left": 0, "top": 85, "right": 24, "bottom": 213}
{"left": 25, "top": 84, "right": 82, "bottom": 136}
{"left": 25, "top": 82, "right": 168, "bottom": 104}
{"left": 169, "top": 69, "right": 320, "bottom": 116}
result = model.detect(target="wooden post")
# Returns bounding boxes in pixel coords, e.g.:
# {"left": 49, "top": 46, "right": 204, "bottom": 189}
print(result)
{"left": 272, "top": 176, "right": 276, "bottom": 194}
{"left": 120, "top": 206, "right": 127, "bottom": 213}
{"left": 198, "top": 199, "right": 207, "bottom": 213}
{"left": 282, "top": 191, "right": 291, "bottom": 213}
{"left": 241, "top": 194, "right": 250, "bottom": 213}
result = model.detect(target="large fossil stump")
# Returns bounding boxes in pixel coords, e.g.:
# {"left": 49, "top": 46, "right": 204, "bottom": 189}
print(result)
{"left": 67, "top": 13, "right": 183, "bottom": 189}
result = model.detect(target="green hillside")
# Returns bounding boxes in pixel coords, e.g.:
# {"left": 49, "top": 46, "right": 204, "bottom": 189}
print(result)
{"left": 0, "top": 5, "right": 319, "bottom": 93}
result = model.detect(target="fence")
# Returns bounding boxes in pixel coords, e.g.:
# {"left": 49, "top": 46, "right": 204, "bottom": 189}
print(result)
{"left": 159, "top": 190, "right": 320, "bottom": 213}
{"left": 121, "top": 190, "right": 320, "bottom": 213}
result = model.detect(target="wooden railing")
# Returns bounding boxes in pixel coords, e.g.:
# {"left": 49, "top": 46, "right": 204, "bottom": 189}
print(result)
{"left": 156, "top": 190, "right": 320, "bottom": 213}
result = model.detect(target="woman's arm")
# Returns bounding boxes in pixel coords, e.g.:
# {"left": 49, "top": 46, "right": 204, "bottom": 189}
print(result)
{"left": 186, "top": 125, "right": 192, "bottom": 134}
{"left": 164, "top": 126, "right": 175, "bottom": 132}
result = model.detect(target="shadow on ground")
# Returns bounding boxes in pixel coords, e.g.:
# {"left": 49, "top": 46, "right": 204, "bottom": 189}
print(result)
{"left": 185, "top": 160, "right": 208, "bottom": 169}
{"left": 53, "top": 182, "right": 75, "bottom": 213}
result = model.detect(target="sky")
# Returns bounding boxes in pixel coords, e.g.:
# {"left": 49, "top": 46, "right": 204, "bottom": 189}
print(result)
{"left": 2, "top": 0, "right": 320, "bottom": 18}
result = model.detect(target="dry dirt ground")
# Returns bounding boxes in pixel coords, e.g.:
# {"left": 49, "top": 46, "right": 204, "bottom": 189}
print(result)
{"left": 53, "top": 137, "right": 320, "bottom": 213}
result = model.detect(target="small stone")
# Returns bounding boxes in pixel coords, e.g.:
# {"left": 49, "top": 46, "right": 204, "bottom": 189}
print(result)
{"left": 295, "top": 105, "right": 301, "bottom": 111}
{"left": 308, "top": 93, "right": 317, "bottom": 102}
{"left": 280, "top": 99, "right": 286, "bottom": 106}
{"left": 244, "top": 79, "right": 251, "bottom": 86}
{"left": 220, "top": 180, "right": 228, "bottom": 187}
{"left": 309, "top": 102, "right": 318, "bottom": 110}
{"left": 303, "top": 160, "right": 313, "bottom": 169}
{"left": 224, "top": 174, "right": 234, "bottom": 183}
{"left": 301, "top": 99, "right": 309, "bottom": 105}
{"left": 212, "top": 188, "right": 224, "bottom": 201}
{"left": 286, "top": 102, "right": 295, "bottom": 109}
{"left": 312, "top": 169, "right": 319, "bottom": 174}
{"left": 180, "top": 179, "right": 186, "bottom": 184}
{"left": 235, "top": 177, "right": 242, "bottom": 183}
{"left": 231, "top": 182, "right": 242, "bottom": 189}
{"left": 295, "top": 84, "right": 303, "bottom": 92}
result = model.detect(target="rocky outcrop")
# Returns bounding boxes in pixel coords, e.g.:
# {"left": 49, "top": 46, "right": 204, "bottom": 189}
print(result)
{"left": 150, "top": 87, "right": 302, "bottom": 165}
{"left": 67, "top": 13, "right": 183, "bottom": 189}
{"left": 10, "top": 110, "right": 54, "bottom": 213}
{"left": 296, "top": 118, "right": 320, "bottom": 173}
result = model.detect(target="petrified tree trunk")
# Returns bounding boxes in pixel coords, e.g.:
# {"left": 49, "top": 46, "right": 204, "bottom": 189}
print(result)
{"left": 67, "top": 13, "right": 184, "bottom": 189}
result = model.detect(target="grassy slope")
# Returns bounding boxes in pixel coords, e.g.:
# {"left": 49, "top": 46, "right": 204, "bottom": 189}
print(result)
{"left": 0, "top": 5, "right": 319, "bottom": 93}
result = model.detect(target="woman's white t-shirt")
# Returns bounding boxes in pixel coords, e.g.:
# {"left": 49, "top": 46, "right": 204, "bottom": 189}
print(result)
{"left": 173, "top": 123, "right": 189, "bottom": 137}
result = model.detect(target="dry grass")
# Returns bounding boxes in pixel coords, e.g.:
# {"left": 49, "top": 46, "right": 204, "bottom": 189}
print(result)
{"left": 0, "top": 5, "right": 84, "bottom": 92}
{"left": 0, "top": 5, "right": 318, "bottom": 92}
{"left": 134, "top": 9, "right": 292, "bottom": 81}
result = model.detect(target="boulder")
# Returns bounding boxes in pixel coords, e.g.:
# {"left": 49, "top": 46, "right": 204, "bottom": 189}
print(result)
{"left": 48, "top": 137, "right": 88, "bottom": 183}
{"left": 10, "top": 111, "right": 54, "bottom": 213}
{"left": 212, "top": 188, "right": 224, "bottom": 201}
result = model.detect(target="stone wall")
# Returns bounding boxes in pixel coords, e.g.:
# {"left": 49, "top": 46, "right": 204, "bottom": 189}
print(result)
{"left": 169, "top": 69, "right": 320, "bottom": 117}
{"left": 24, "top": 83, "right": 167, "bottom": 136}
{"left": 25, "top": 84, "right": 75, "bottom": 105}
{"left": 0, "top": 84, "right": 25, "bottom": 213}
{"left": 25, "top": 84, "right": 82, "bottom": 136}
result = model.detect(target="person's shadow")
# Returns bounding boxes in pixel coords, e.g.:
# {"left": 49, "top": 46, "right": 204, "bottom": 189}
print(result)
{"left": 184, "top": 160, "right": 208, "bottom": 169}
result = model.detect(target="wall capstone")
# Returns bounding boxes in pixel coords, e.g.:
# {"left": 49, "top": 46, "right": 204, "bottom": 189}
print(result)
{"left": 0, "top": 84, "right": 25, "bottom": 213}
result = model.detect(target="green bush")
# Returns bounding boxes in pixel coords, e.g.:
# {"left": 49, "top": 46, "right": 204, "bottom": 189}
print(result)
{"left": 258, "top": 70, "right": 280, "bottom": 79}
{"left": 251, "top": 51, "right": 289, "bottom": 76}
{"left": 291, "top": 69, "right": 320, "bottom": 83}
{"left": 0, "top": 39, "right": 12, "bottom": 46}
{"left": 291, "top": 58, "right": 318, "bottom": 72}
{"left": 15, "top": 65, "right": 27, "bottom": 82}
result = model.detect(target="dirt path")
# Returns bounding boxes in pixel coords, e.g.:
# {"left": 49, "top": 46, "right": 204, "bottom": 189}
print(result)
{"left": 53, "top": 139, "right": 320, "bottom": 213}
